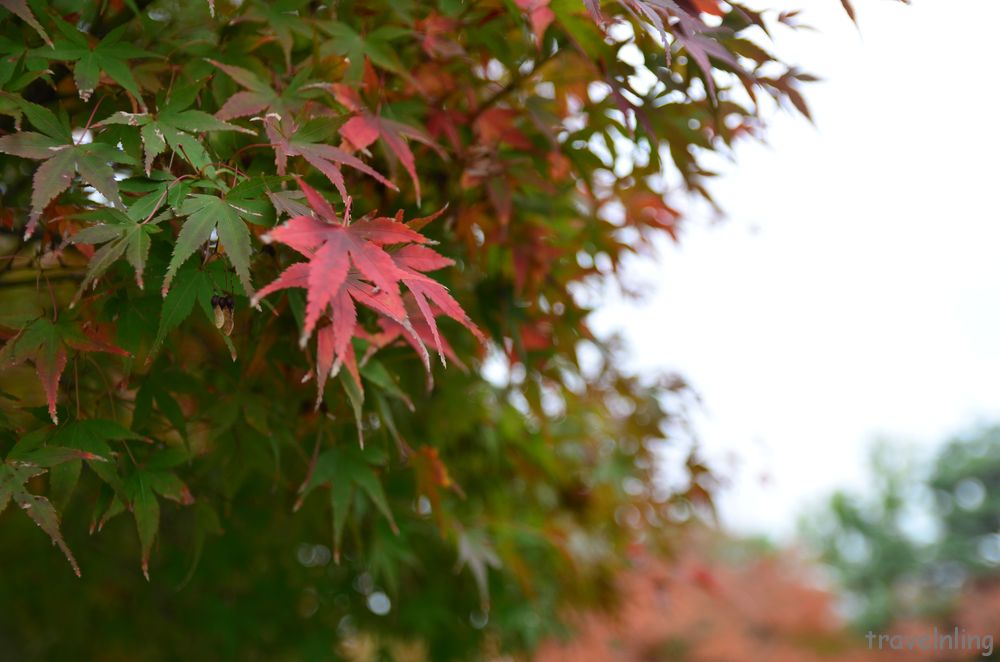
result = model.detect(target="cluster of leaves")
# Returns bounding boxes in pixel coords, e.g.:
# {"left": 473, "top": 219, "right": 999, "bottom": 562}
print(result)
{"left": 0, "top": 0, "right": 813, "bottom": 657}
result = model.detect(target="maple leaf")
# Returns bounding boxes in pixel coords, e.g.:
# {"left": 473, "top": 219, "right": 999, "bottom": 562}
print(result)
{"left": 49, "top": 418, "right": 146, "bottom": 507}
{"left": 0, "top": 318, "right": 128, "bottom": 423}
{"left": 267, "top": 188, "right": 313, "bottom": 219}
{"left": 253, "top": 178, "right": 482, "bottom": 402}
{"left": 97, "top": 82, "right": 254, "bottom": 174}
{"left": 208, "top": 59, "right": 309, "bottom": 121}
{"left": 619, "top": 0, "right": 740, "bottom": 98}
{"left": 0, "top": 0, "right": 51, "bottom": 46}
{"left": 314, "top": 322, "right": 361, "bottom": 407}
{"left": 161, "top": 190, "right": 262, "bottom": 298}
{"left": 391, "top": 239, "right": 486, "bottom": 362}
{"left": 209, "top": 60, "right": 275, "bottom": 120}
{"left": 296, "top": 444, "right": 398, "bottom": 562}
{"left": 127, "top": 465, "right": 194, "bottom": 580}
{"left": 365, "top": 296, "right": 466, "bottom": 372}
{"left": 262, "top": 114, "right": 396, "bottom": 203}
{"left": 67, "top": 204, "right": 166, "bottom": 295}
{"left": 253, "top": 179, "right": 416, "bottom": 359}
{"left": 0, "top": 100, "right": 133, "bottom": 237}
{"left": 318, "top": 21, "right": 410, "bottom": 82}
{"left": 327, "top": 84, "right": 446, "bottom": 205}
{"left": 238, "top": 0, "right": 313, "bottom": 70}
{"left": 0, "top": 456, "right": 80, "bottom": 576}
{"left": 33, "top": 17, "right": 156, "bottom": 103}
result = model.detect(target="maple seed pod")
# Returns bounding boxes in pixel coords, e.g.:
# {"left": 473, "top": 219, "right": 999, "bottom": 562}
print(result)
{"left": 214, "top": 295, "right": 235, "bottom": 336}
{"left": 212, "top": 297, "right": 225, "bottom": 330}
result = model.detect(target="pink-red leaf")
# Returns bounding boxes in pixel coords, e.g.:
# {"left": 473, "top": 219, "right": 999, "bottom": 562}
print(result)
{"left": 254, "top": 180, "right": 480, "bottom": 401}
{"left": 264, "top": 116, "right": 396, "bottom": 201}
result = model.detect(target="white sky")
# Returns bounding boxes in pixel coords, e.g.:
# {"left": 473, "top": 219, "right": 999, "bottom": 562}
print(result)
{"left": 591, "top": 0, "right": 1000, "bottom": 539}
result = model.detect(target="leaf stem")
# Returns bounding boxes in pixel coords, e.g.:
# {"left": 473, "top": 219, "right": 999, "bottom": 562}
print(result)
{"left": 77, "top": 96, "right": 106, "bottom": 145}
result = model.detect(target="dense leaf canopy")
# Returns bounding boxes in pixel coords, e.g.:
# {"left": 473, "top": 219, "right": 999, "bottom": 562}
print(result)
{"left": 0, "top": 0, "right": 813, "bottom": 657}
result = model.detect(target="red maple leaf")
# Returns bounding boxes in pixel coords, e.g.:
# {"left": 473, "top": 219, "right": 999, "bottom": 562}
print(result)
{"left": 364, "top": 299, "right": 466, "bottom": 373}
{"left": 391, "top": 241, "right": 486, "bottom": 359}
{"left": 252, "top": 178, "right": 482, "bottom": 402}
{"left": 262, "top": 114, "right": 397, "bottom": 203}
{"left": 323, "top": 84, "right": 446, "bottom": 205}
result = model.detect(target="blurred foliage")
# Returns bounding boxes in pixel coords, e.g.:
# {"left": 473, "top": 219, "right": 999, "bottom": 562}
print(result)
{"left": 538, "top": 529, "right": 884, "bottom": 662}
{"left": 0, "top": 0, "right": 816, "bottom": 658}
{"left": 804, "top": 428, "right": 1000, "bottom": 633}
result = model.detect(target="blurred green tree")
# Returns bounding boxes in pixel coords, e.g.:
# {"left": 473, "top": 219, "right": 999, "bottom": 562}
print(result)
{"left": 929, "top": 426, "right": 1000, "bottom": 579}
{"left": 804, "top": 428, "right": 1000, "bottom": 633}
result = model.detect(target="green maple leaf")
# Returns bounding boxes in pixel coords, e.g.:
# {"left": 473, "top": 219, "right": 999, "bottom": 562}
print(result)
{"left": 149, "top": 261, "right": 213, "bottom": 360}
{"left": 33, "top": 17, "right": 156, "bottom": 103}
{"left": 161, "top": 190, "right": 262, "bottom": 298}
{"left": 126, "top": 463, "right": 194, "bottom": 580}
{"left": 0, "top": 426, "right": 116, "bottom": 577}
{"left": 68, "top": 204, "right": 166, "bottom": 295}
{"left": 318, "top": 21, "right": 410, "bottom": 82}
{"left": 298, "top": 444, "right": 398, "bottom": 562}
{"left": 241, "top": 0, "right": 313, "bottom": 70}
{"left": 0, "top": 34, "right": 50, "bottom": 101}
{"left": 0, "top": 100, "right": 134, "bottom": 237}
{"left": 49, "top": 418, "right": 145, "bottom": 503}
{"left": 96, "top": 82, "right": 253, "bottom": 174}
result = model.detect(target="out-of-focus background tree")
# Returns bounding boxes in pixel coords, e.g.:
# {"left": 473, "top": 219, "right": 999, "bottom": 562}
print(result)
{"left": 804, "top": 428, "right": 1000, "bottom": 646}
{"left": 536, "top": 428, "right": 1000, "bottom": 661}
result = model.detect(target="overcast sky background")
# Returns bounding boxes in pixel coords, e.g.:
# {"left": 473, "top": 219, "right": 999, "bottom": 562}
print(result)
{"left": 591, "top": 0, "right": 1000, "bottom": 539}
